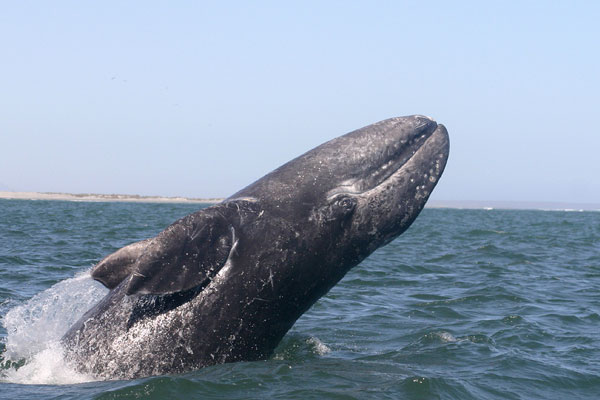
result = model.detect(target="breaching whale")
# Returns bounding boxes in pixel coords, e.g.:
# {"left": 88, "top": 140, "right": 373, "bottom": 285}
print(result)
{"left": 62, "top": 115, "right": 449, "bottom": 379}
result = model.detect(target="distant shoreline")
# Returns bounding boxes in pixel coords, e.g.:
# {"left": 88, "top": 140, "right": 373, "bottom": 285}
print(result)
{"left": 0, "top": 191, "right": 224, "bottom": 204}
{"left": 0, "top": 191, "right": 598, "bottom": 211}
{"left": 426, "top": 199, "right": 600, "bottom": 211}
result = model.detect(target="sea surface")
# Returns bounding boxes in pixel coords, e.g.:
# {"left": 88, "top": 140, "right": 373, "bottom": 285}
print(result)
{"left": 0, "top": 199, "right": 598, "bottom": 399}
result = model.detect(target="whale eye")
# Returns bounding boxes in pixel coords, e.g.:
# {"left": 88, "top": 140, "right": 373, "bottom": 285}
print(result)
{"left": 317, "top": 195, "right": 357, "bottom": 223}
{"left": 336, "top": 196, "right": 357, "bottom": 213}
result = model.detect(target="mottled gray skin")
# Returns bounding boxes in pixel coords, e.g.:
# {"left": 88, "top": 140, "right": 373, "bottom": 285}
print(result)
{"left": 62, "top": 115, "right": 449, "bottom": 379}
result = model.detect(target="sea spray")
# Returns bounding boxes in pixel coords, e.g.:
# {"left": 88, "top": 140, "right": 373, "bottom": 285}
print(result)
{"left": 0, "top": 270, "right": 107, "bottom": 384}
{"left": 1, "top": 342, "right": 97, "bottom": 384}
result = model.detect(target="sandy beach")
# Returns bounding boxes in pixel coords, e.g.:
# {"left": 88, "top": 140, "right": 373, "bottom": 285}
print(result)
{"left": 0, "top": 191, "right": 223, "bottom": 204}
{"left": 1, "top": 191, "right": 598, "bottom": 211}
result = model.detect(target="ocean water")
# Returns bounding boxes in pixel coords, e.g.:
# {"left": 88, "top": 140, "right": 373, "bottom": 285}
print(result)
{"left": 0, "top": 199, "right": 599, "bottom": 399}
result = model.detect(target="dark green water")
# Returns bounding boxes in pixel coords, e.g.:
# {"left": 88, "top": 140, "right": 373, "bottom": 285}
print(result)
{"left": 0, "top": 199, "right": 599, "bottom": 399}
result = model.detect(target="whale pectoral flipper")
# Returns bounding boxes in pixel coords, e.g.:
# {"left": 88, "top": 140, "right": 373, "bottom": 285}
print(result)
{"left": 124, "top": 205, "right": 235, "bottom": 296}
{"left": 91, "top": 238, "right": 153, "bottom": 289}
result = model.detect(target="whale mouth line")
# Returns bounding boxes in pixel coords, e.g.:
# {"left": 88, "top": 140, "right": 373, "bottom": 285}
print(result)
{"left": 327, "top": 123, "right": 444, "bottom": 199}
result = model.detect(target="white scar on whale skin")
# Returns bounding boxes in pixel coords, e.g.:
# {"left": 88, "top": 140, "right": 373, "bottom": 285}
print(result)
{"left": 106, "top": 257, "right": 239, "bottom": 377}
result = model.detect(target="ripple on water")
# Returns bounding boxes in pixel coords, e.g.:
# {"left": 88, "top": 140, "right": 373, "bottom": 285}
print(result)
{"left": 1, "top": 203, "right": 599, "bottom": 399}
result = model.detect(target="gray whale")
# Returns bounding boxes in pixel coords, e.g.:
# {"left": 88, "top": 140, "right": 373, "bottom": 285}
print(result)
{"left": 62, "top": 115, "right": 449, "bottom": 379}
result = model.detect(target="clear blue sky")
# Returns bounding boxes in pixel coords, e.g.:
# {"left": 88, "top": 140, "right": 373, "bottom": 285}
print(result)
{"left": 1, "top": 1, "right": 598, "bottom": 203}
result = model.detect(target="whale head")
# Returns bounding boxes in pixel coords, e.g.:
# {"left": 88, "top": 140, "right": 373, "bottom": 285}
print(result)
{"left": 231, "top": 115, "right": 449, "bottom": 266}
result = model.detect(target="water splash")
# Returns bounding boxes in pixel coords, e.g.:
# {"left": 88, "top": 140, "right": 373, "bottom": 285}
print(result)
{"left": 435, "top": 331, "right": 457, "bottom": 343}
{"left": 1, "top": 342, "right": 97, "bottom": 385}
{"left": 306, "top": 337, "right": 331, "bottom": 356}
{"left": 0, "top": 270, "right": 107, "bottom": 384}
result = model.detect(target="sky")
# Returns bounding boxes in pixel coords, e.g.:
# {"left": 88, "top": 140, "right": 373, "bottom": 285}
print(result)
{"left": 1, "top": 1, "right": 599, "bottom": 203}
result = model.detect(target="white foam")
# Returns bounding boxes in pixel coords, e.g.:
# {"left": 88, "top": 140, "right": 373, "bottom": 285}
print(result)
{"left": 1, "top": 342, "right": 96, "bottom": 385}
{"left": 1, "top": 270, "right": 107, "bottom": 384}
{"left": 436, "top": 331, "right": 457, "bottom": 343}
{"left": 306, "top": 337, "right": 331, "bottom": 355}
